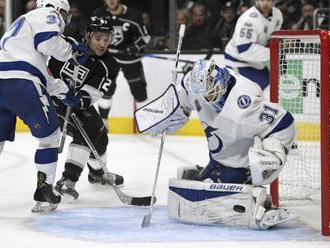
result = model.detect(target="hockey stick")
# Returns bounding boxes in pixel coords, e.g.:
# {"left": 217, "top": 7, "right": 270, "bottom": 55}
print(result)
{"left": 141, "top": 24, "right": 186, "bottom": 228}
{"left": 58, "top": 63, "right": 79, "bottom": 153}
{"left": 108, "top": 48, "right": 194, "bottom": 64}
{"left": 70, "top": 112, "right": 154, "bottom": 206}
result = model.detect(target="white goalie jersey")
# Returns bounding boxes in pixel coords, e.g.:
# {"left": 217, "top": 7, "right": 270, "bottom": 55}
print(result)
{"left": 0, "top": 7, "right": 73, "bottom": 87}
{"left": 178, "top": 69, "right": 296, "bottom": 169}
{"left": 224, "top": 6, "right": 283, "bottom": 70}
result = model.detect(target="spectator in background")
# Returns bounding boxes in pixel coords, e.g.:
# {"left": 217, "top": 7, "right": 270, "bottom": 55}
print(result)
{"left": 213, "top": 1, "right": 237, "bottom": 52}
{"left": 182, "top": 2, "right": 213, "bottom": 51}
{"left": 238, "top": 1, "right": 251, "bottom": 15}
{"left": 276, "top": 0, "right": 302, "bottom": 26}
{"left": 25, "top": 0, "right": 36, "bottom": 13}
{"left": 63, "top": 3, "right": 88, "bottom": 41}
{"left": 0, "top": 0, "right": 4, "bottom": 37}
{"left": 143, "top": 11, "right": 167, "bottom": 50}
{"left": 176, "top": 8, "right": 190, "bottom": 28}
{"left": 292, "top": 1, "right": 315, "bottom": 30}
{"left": 93, "top": 0, "right": 151, "bottom": 128}
{"left": 142, "top": 12, "right": 153, "bottom": 35}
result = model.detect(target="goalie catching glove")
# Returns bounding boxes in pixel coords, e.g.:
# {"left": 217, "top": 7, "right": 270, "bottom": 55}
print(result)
{"left": 134, "top": 84, "right": 190, "bottom": 134}
{"left": 147, "top": 106, "right": 189, "bottom": 134}
{"left": 248, "top": 136, "right": 287, "bottom": 186}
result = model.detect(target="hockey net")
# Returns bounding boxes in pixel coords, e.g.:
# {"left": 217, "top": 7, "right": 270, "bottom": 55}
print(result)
{"left": 270, "top": 30, "right": 330, "bottom": 236}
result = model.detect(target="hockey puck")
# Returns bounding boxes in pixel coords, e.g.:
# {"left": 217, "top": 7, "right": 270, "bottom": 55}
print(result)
{"left": 233, "top": 205, "right": 246, "bottom": 213}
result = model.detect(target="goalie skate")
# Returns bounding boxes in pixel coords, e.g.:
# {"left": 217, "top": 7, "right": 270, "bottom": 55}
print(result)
{"left": 261, "top": 208, "right": 296, "bottom": 229}
{"left": 249, "top": 206, "right": 296, "bottom": 230}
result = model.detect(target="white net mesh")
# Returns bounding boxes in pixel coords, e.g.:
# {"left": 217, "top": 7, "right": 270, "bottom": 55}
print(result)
{"left": 277, "top": 37, "right": 321, "bottom": 201}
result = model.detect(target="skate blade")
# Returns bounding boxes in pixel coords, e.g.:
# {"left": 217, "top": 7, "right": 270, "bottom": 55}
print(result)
{"left": 31, "top": 202, "right": 58, "bottom": 213}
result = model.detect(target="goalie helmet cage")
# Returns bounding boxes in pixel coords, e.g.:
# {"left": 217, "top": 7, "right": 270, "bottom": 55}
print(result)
{"left": 270, "top": 30, "right": 330, "bottom": 236}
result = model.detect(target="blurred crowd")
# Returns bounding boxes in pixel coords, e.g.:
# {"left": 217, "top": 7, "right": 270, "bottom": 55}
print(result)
{"left": 0, "top": 0, "right": 329, "bottom": 52}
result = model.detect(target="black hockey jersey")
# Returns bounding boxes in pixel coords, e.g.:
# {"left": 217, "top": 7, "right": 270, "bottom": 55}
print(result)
{"left": 48, "top": 51, "right": 120, "bottom": 107}
{"left": 92, "top": 4, "right": 151, "bottom": 63}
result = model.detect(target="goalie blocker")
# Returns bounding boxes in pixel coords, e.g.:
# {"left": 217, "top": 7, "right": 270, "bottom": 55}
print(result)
{"left": 168, "top": 168, "right": 295, "bottom": 230}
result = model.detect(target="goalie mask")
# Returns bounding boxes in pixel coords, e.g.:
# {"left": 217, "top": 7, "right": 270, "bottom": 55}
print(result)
{"left": 188, "top": 60, "right": 231, "bottom": 112}
{"left": 36, "top": 0, "right": 71, "bottom": 25}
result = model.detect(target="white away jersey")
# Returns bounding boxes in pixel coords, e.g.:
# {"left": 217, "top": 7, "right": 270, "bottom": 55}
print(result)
{"left": 0, "top": 8, "right": 73, "bottom": 86}
{"left": 224, "top": 6, "right": 283, "bottom": 69}
{"left": 178, "top": 69, "right": 295, "bottom": 169}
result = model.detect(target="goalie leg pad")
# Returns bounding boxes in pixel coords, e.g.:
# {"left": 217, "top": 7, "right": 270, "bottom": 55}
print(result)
{"left": 168, "top": 178, "right": 252, "bottom": 225}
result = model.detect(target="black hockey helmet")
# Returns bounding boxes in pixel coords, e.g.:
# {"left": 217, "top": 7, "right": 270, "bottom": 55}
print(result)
{"left": 86, "top": 16, "right": 112, "bottom": 34}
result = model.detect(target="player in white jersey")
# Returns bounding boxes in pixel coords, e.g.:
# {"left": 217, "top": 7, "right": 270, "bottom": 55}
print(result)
{"left": 224, "top": 0, "right": 282, "bottom": 90}
{"left": 140, "top": 60, "right": 296, "bottom": 229}
{"left": 0, "top": 0, "right": 89, "bottom": 212}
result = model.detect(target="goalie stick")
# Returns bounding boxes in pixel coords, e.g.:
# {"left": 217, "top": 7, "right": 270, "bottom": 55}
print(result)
{"left": 141, "top": 24, "right": 186, "bottom": 228}
{"left": 70, "top": 112, "right": 154, "bottom": 206}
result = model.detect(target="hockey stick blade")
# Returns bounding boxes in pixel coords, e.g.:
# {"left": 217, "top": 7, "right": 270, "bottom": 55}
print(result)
{"left": 131, "top": 195, "right": 156, "bottom": 206}
{"left": 112, "top": 183, "right": 156, "bottom": 206}
{"left": 70, "top": 112, "right": 155, "bottom": 207}
{"left": 141, "top": 213, "right": 152, "bottom": 228}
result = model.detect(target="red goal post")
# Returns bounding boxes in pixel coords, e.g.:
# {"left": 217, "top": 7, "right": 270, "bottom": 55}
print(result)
{"left": 269, "top": 30, "right": 330, "bottom": 236}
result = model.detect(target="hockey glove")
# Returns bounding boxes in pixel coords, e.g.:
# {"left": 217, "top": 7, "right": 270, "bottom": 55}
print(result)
{"left": 65, "top": 36, "right": 90, "bottom": 65}
{"left": 248, "top": 136, "right": 286, "bottom": 186}
{"left": 62, "top": 87, "right": 82, "bottom": 108}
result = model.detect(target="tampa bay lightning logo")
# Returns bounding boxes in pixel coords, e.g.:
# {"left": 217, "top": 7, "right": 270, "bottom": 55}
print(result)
{"left": 237, "top": 95, "right": 251, "bottom": 109}
{"left": 205, "top": 126, "right": 223, "bottom": 154}
{"left": 46, "top": 15, "right": 57, "bottom": 24}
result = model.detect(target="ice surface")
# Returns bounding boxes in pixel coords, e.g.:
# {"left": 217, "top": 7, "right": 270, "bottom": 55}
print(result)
{"left": 0, "top": 134, "right": 329, "bottom": 248}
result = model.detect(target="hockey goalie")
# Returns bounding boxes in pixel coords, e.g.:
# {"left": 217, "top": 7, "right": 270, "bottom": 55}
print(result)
{"left": 135, "top": 59, "right": 296, "bottom": 230}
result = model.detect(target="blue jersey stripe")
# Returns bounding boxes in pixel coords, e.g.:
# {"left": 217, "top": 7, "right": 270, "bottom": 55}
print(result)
{"left": 266, "top": 111, "right": 295, "bottom": 138}
{"left": 34, "top": 31, "right": 58, "bottom": 50}
{"left": 169, "top": 186, "right": 237, "bottom": 202}
{"left": 237, "top": 43, "right": 252, "bottom": 53}
{"left": 35, "top": 148, "right": 58, "bottom": 164}
{"left": 0, "top": 61, "right": 47, "bottom": 85}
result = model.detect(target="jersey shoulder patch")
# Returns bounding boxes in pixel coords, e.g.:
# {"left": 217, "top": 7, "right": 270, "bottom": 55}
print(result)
{"left": 46, "top": 14, "right": 58, "bottom": 24}
{"left": 237, "top": 95, "right": 252, "bottom": 109}
{"left": 249, "top": 12, "right": 258, "bottom": 18}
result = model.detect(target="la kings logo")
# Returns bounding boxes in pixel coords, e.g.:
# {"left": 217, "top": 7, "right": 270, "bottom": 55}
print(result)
{"left": 112, "top": 23, "right": 130, "bottom": 46}
{"left": 112, "top": 26, "right": 124, "bottom": 45}
{"left": 60, "top": 62, "right": 89, "bottom": 88}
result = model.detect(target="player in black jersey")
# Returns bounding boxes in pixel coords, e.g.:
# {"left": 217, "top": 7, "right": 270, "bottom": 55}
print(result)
{"left": 48, "top": 16, "right": 123, "bottom": 200}
{"left": 92, "top": 0, "right": 151, "bottom": 128}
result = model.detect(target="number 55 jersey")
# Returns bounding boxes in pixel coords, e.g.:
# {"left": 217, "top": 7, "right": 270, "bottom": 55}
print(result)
{"left": 224, "top": 5, "right": 283, "bottom": 70}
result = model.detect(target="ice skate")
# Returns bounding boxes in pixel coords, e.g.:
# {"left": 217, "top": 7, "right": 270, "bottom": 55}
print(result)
{"left": 32, "top": 172, "right": 61, "bottom": 213}
{"left": 88, "top": 168, "right": 124, "bottom": 187}
{"left": 55, "top": 176, "right": 79, "bottom": 200}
